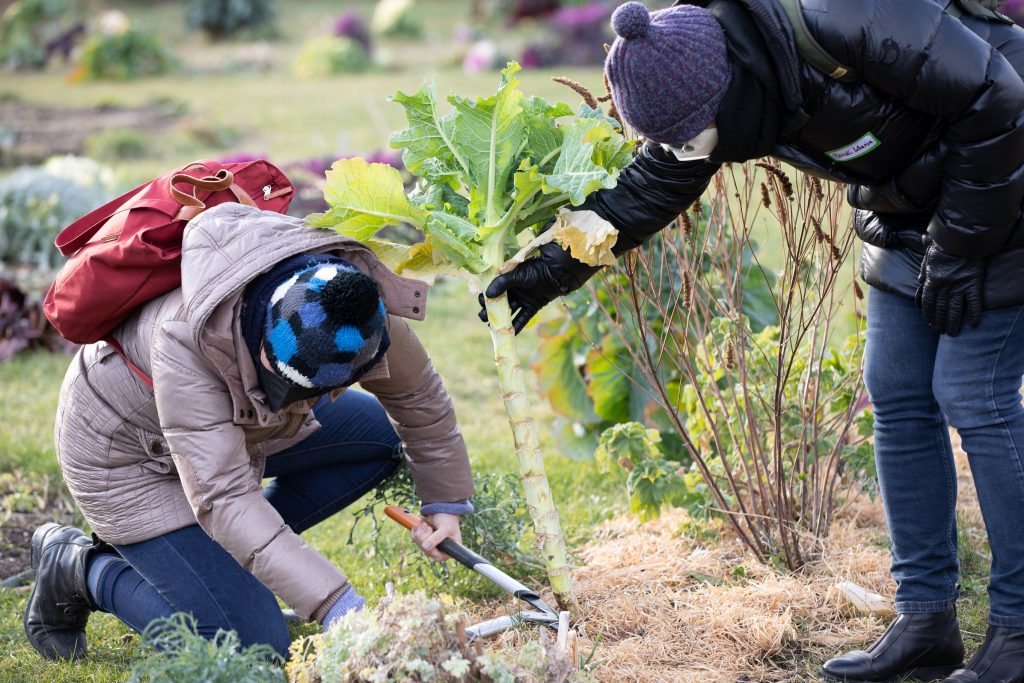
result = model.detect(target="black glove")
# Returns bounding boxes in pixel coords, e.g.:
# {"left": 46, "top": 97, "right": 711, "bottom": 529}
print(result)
{"left": 914, "top": 240, "right": 985, "bottom": 336}
{"left": 477, "top": 241, "right": 600, "bottom": 334}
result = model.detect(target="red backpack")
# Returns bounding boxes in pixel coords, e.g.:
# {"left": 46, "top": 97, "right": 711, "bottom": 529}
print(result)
{"left": 43, "top": 160, "right": 294, "bottom": 353}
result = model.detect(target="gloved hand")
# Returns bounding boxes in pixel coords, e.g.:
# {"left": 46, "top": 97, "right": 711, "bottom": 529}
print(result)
{"left": 915, "top": 240, "right": 985, "bottom": 336}
{"left": 321, "top": 584, "right": 366, "bottom": 630}
{"left": 477, "top": 241, "right": 600, "bottom": 334}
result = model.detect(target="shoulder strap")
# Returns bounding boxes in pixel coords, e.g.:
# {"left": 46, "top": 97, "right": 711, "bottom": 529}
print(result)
{"left": 945, "top": 0, "right": 1015, "bottom": 24}
{"left": 104, "top": 336, "right": 154, "bottom": 389}
{"left": 776, "top": 0, "right": 860, "bottom": 82}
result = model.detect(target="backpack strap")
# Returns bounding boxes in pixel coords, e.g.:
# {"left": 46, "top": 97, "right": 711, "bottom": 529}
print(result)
{"left": 104, "top": 336, "right": 154, "bottom": 389}
{"left": 945, "top": 0, "right": 1016, "bottom": 24}
{"left": 776, "top": 0, "right": 859, "bottom": 82}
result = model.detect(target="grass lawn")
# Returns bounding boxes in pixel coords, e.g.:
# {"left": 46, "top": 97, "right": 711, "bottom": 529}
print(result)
{"left": 0, "top": 0, "right": 997, "bottom": 679}
{"left": 0, "top": 280, "right": 623, "bottom": 683}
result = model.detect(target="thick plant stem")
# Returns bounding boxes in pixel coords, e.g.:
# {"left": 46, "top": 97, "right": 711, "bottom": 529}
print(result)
{"left": 484, "top": 292, "right": 575, "bottom": 612}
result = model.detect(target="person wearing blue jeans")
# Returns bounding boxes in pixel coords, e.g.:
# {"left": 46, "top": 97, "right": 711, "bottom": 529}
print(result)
{"left": 27, "top": 213, "right": 476, "bottom": 663}
{"left": 84, "top": 391, "right": 403, "bottom": 658}
{"left": 478, "top": 2, "right": 1024, "bottom": 680}
{"left": 865, "top": 287, "right": 1024, "bottom": 627}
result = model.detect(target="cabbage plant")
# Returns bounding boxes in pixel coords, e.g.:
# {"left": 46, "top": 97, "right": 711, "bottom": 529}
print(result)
{"left": 310, "top": 63, "right": 632, "bottom": 608}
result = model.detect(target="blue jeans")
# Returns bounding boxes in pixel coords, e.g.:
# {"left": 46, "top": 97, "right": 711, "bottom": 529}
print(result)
{"left": 864, "top": 287, "right": 1024, "bottom": 627}
{"left": 87, "top": 390, "right": 402, "bottom": 657}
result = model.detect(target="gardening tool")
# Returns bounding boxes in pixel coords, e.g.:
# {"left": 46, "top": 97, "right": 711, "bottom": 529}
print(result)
{"left": 384, "top": 506, "right": 560, "bottom": 639}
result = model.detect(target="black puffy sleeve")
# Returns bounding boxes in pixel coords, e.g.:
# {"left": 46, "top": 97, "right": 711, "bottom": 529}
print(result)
{"left": 580, "top": 142, "right": 721, "bottom": 254}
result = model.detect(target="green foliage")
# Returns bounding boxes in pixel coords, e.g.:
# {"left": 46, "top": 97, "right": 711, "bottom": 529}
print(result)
{"left": 186, "top": 0, "right": 277, "bottom": 40}
{"left": 595, "top": 422, "right": 710, "bottom": 522}
{"left": 292, "top": 36, "right": 372, "bottom": 78}
{"left": 682, "top": 319, "right": 871, "bottom": 493}
{"left": 129, "top": 613, "right": 285, "bottom": 683}
{"left": 0, "top": 159, "right": 115, "bottom": 271}
{"left": 0, "top": 0, "right": 76, "bottom": 71}
{"left": 311, "top": 63, "right": 631, "bottom": 284}
{"left": 349, "top": 463, "right": 543, "bottom": 600}
{"left": 85, "top": 128, "right": 152, "bottom": 161}
{"left": 533, "top": 203, "right": 778, "bottom": 462}
{"left": 370, "top": 0, "right": 421, "bottom": 38}
{"left": 77, "top": 30, "right": 176, "bottom": 80}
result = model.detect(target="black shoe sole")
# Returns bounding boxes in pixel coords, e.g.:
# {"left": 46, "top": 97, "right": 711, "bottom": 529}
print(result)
{"left": 820, "top": 663, "right": 963, "bottom": 683}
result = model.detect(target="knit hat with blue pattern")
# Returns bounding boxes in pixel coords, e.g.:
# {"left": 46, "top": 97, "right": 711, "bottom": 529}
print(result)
{"left": 263, "top": 260, "right": 388, "bottom": 389}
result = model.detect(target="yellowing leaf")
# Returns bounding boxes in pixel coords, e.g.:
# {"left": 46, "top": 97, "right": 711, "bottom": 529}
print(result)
{"left": 550, "top": 209, "right": 619, "bottom": 267}
{"left": 364, "top": 238, "right": 455, "bottom": 284}
{"left": 314, "top": 158, "right": 427, "bottom": 240}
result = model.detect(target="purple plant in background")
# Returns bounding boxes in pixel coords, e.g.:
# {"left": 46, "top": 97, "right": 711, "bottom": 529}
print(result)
{"left": 452, "top": 22, "right": 475, "bottom": 43}
{"left": 520, "top": 1, "right": 612, "bottom": 68}
{"left": 286, "top": 155, "right": 335, "bottom": 179}
{"left": 1000, "top": 0, "right": 1024, "bottom": 25}
{"left": 286, "top": 150, "right": 402, "bottom": 180}
{"left": 550, "top": 1, "right": 610, "bottom": 28}
{"left": 332, "top": 10, "right": 372, "bottom": 54}
{"left": 363, "top": 149, "right": 403, "bottom": 169}
{"left": 463, "top": 40, "right": 502, "bottom": 74}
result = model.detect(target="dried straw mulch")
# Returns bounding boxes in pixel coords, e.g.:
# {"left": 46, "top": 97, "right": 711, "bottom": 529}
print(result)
{"left": 566, "top": 499, "right": 894, "bottom": 682}
{"left": 473, "top": 435, "right": 985, "bottom": 682}
{"left": 473, "top": 497, "right": 897, "bottom": 682}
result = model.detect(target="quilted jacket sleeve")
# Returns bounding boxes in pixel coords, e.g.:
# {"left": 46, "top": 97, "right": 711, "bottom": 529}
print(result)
{"left": 359, "top": 315, "right": 474, "bottom": 505}
{"left": 813, "top": 0, "right": 1024, "bottom": 258}
{"left": 151, "top": 320, "right": 348, "bottom": 621}
{"left": 580, "top": 142, "right": 722, "bottom": 253}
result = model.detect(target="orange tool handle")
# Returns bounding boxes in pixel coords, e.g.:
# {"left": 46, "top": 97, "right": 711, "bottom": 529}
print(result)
{"left": 384, "top": 506, "right": 430, "bottom": 531}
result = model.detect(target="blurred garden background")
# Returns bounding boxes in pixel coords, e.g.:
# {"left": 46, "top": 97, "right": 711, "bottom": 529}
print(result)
{"left": 0, "top": 0, "right": 1015, "bottom": 681}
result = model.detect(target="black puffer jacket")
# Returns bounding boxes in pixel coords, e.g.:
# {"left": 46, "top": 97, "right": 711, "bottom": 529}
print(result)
{"left": 585, "top": 0, "right": 1024, "bottom": 308}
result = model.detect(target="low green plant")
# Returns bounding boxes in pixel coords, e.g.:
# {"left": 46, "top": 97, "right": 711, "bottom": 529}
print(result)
{"left": 286, "top": 591, "right": 592, "bottom": 683}
{"left": 594, "top": 422, "right": 711, "bottom": 522}
{"left": 76, "top": 29, "right": 176, "bottom": 80}
{"left": 186, "top": 0, "right": 276, "bottom": 40}
{"left": 129, "top": 613, "right": 285, "bottom": 683}
{"left": 0, "top": 0, "right": 77, "bottom": 71}
{"left": 85, "top": 128, "right": 152, "bottom": 161}
{"left": 350, "top": 464, "right": 543, "bottom": 600}
{"left": 292, "top": 36, "right": 372, "bottom": 79}
{"left": 0, "top": 161, "right": 114, "bottom": 271}
{"left": 532, "top": 200, "right": 778, "bottom": 465}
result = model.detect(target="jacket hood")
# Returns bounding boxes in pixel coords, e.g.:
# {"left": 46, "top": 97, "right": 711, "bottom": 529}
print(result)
{"left": 678, "top": 0, "right": 803, "bottom": 112}
{"left": 180, "top": 204, "right": 425, "bottom": 350}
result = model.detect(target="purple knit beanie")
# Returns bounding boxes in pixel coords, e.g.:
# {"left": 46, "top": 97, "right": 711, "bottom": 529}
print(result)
{"left": 605, "top": 1, "right": 731, "bottom": 145}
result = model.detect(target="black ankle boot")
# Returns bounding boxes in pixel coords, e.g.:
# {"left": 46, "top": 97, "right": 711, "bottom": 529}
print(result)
{"left": 822, "top": 607, "right": 965, "bottom": 682}
{"left": 942, "top": 625, "right": 1024, "bottom": 682}
{"left": 23, "top": 523, "right": 100, "bottom": 660}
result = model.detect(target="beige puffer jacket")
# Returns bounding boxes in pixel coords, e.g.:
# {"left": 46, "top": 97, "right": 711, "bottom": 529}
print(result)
{"left": 54, "top": 204, "right": 474, "bottom": 620}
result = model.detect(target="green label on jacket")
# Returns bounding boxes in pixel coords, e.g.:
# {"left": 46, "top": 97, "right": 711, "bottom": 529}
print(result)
{"left": 826, "top": 132, "right": 881, "bottom": 162}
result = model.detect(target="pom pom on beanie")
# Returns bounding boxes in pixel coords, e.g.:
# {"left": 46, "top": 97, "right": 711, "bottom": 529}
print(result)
{"left": 320, "top": 270, "right": 380, "bottom": 325}
{"left": 611, "top": 1, "right": 651, "bottom": 40}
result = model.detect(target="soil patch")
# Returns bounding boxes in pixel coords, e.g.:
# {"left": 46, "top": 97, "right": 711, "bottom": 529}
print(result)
{"left": 0, "top": 100, "right": 183, "bottom": 166}
{"left": 0, "top": 512, "right": 50, "bottom": 579}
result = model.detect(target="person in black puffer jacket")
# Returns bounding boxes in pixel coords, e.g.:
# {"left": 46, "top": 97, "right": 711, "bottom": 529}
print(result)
{"left": 480, "top": 1, "right": 1024, "bottom": 681}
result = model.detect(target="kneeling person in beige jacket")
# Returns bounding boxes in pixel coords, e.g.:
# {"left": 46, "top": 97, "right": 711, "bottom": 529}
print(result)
{"left": 24, "top": 204, "right": 474, "bottom": 661}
